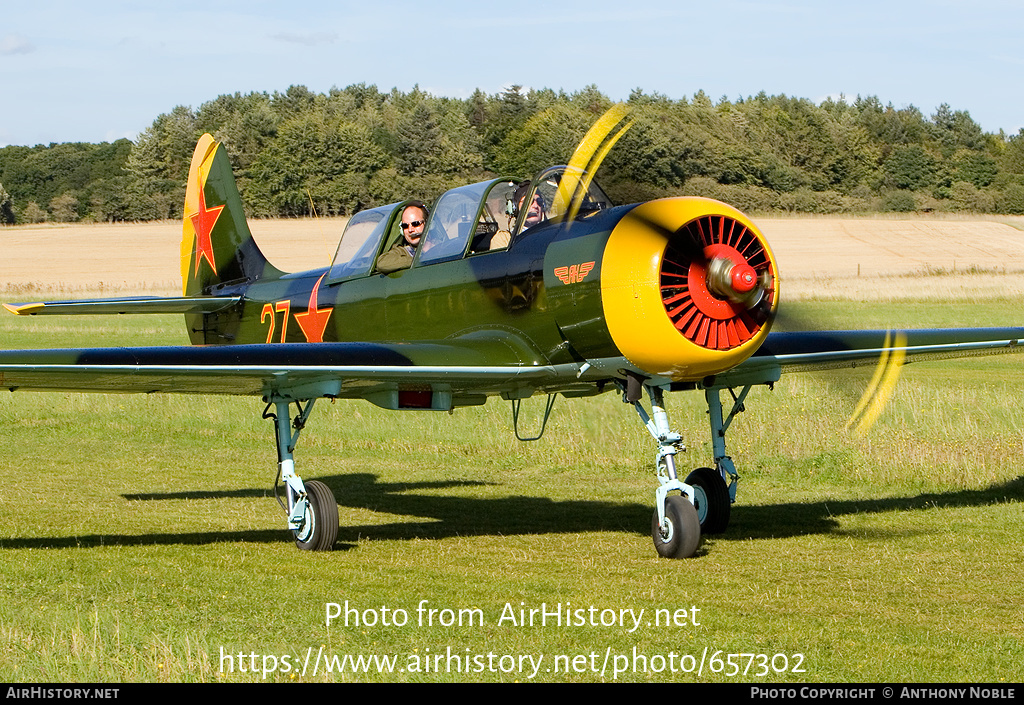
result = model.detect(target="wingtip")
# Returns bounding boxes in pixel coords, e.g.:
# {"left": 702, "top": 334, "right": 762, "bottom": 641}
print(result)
{"left": 3, "top": 302, "right": 44, "bottom": 316}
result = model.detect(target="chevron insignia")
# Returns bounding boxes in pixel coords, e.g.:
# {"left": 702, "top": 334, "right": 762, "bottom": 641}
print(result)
{"left": 553, "top": 261, "right": 596, "bottom": 285}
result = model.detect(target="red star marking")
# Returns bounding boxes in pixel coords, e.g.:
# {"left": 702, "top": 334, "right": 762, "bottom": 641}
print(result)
{"left": 294, "top": 274, "right": 334, "bottom": 343}
{"left": 190, "top": 180, "right": 224, "bottom": 276}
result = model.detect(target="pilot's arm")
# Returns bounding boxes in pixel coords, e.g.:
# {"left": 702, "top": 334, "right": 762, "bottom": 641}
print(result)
{"left": 377, "top": 243, "right": 414, "bottom": 273}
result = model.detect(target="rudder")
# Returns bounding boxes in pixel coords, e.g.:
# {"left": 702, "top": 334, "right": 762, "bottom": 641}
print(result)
{"left": 181, "top": 134, "right": 281, "bottom": 295}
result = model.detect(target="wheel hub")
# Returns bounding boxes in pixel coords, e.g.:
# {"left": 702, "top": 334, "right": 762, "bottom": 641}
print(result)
{"left": 691, "top": 486, "right": 708, "bottom": 523}
{"left": 658, "top": 517, "right": 674, "bottom": 543}
{"left": 294, "top": 499, "right": 314, "bottom": 542}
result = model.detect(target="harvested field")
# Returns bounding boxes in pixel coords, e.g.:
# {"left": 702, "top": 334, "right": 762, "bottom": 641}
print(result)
{"left": 761, "top": 215, "right": 1024, "bottom": 300}
{"left": 0, "top": 218, "right": 347, "bottom": 297}
{"left": 2, "top": 215, "right": 1023, "bottom": 300}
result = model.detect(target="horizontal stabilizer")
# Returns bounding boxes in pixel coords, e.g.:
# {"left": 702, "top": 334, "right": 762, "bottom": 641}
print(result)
{"left": 4, "top": 296, "right": 240, "bottom": 316}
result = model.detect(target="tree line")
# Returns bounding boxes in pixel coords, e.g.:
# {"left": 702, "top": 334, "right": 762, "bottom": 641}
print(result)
{"left": 2, "top": 83, "right": 1024, "bottom": 224}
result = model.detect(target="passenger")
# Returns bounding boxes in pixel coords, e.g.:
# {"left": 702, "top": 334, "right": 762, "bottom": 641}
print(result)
{"left": 377, "top": 202, "right": 428, "bottom": 273}
{"left": 513, "top": 181, "right": 547, "bottom": 231}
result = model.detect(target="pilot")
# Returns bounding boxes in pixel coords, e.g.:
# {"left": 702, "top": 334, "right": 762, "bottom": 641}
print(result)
{"left": 513, "top": 181, "right": 547, "bottom": 231}
{"left": 377, "top": 202, "right": 428, "bottom": 273}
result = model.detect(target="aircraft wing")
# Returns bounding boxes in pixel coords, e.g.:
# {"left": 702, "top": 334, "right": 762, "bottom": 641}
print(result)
{"left": 2, "top": 328, "right": 1021, "bottom": 398}
{"left": 719, "top": 327, "right": 1024, "bottom": 385}
{"left": 0, "top": 341, "right": 579, "bottom": 404}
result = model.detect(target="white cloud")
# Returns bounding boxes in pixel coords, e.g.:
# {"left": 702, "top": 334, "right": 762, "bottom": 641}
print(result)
{"left": 0, "top": 34, "right": 35, "bottom": 55}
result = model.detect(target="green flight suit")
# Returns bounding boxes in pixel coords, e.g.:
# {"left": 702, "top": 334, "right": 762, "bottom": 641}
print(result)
{"left": 377, "top": 243, "right": 415, "bottom": 273}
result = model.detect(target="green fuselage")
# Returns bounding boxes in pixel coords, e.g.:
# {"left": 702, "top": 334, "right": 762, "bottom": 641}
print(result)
{"left": 189, "top": 207, "right": 625, "bottom": 370}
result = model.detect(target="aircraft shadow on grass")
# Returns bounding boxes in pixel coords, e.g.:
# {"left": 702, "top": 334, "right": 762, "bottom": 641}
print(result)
{"left": 728, "top": 474, "right": 1024, "bottom": 542}
{"left": 3, "top": 473, "right": 1022, "bottom": 551}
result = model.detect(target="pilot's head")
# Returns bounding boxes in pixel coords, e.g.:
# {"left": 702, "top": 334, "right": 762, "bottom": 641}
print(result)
{"left": 518, "top": 192, "right": 546, "bottom": 229}
{"left": 400, "top": 204, "right": 427, "bottom": 247}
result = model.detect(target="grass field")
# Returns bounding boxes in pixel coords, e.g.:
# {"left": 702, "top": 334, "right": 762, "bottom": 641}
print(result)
{"left": 1, "top": 218, "right": 1023, "bottom": 682}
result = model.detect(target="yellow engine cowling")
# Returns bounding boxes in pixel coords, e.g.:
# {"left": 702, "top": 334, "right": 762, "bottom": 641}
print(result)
{"left": 601, "top": 197, "right": 779, "bottom": 381}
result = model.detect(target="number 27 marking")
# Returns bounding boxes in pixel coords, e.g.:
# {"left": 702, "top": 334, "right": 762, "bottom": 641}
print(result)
{"left": 261, "top": 300, "right": 291, "bottom": 343}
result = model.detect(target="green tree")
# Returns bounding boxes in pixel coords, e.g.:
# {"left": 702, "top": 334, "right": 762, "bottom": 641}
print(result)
{"left": 948, "top": 180, "right": 994, "bottom": 212}
{"left": 2, "top": 84, "right": 1019, "bottom": 220}
{"left": 952, "top": 149, "right": 998, "bottom": 188}
{"left": 88, "top": 175, "right": 136, "bottom": 221}
{"left": 493, "top": 103, "right": 590, "bottom": 176}
{"left": 998, "top": 183, "right": 1024, "bottom": 214}
{"left": 197, "top": 92, "right": 279, "bottom": 174}
{"left": 392, "top": 99, "right": 482, "bottom": 179}
{"left": 601, "top": 106, "right": 684, "bottom": 195}
{"left": 21, "top": 201, "right": 47, "bottom": 223}
{"left": 49, "top": 192, "right": 80, "bottom": 222}
{"left": 569, "top": 84, "right": 611, "bottom": 115}
{"left": 395, "top": 102, "right": 446, "bottom": 177}
{"left": 479, "top": 86, "right": 532, "bottom": 169}
{"left": 884, "top": 145, "right": 935, "bottom": 189}
{"left": 248, "top": 114, "right": 389, "bottom": 216}
{"left": 126, "top": 106, "right": 200, "bottom": 218}
{"left": 881, "top": 190, "right": 917, "bottom": 212}
{"left": 931, "top": 104, "right": 986, "bottom": 152}
{"left": 1003, "top": 129, "right": 1024, "bottom": 174}
{"left": 129, "top": 106, "right": 199, "bottom": 184}
{"left": 0, "top": 181, "right": 14, "bottom": 224}
{"left": 271, "top": 85, "right": 318, "bottom": 122}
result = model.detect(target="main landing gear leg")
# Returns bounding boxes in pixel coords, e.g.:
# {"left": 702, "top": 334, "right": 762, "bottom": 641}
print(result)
{"left": 631, "top": 383, "right": 701, "bottom": 559}
{"left": 687, "top": 385, "right": 749, "bottom": 535}
{"left": 264, "top": 398, "right": 338, "bottom": 551}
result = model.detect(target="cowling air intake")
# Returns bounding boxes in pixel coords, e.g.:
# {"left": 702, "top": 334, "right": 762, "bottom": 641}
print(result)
{"left": 601, "top": 197, "right": 778, "bottom": 380}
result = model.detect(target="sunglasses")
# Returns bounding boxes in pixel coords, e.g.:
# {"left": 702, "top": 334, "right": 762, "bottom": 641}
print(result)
{"left": 400, "top": 220, "right": 424, "bottom": 230}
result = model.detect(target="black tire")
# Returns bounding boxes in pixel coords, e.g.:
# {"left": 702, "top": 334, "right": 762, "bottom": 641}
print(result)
{"left": 651, "top": 495, "right": 701, "bottom": 558}
{"left": 294, "top": 480, "right": 338, "bottom": 551}
{"left": 685, "top": 467, "right": 731, "bottom": 534}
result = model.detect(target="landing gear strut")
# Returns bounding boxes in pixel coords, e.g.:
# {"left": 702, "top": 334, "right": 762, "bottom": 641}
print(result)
{"left": 264, "top": 398, "right": 338, "bottom": 551}
{"left": 631, "top": 382, "right": 701, "bottom": 558}
{"left": 701, "top": 383, "right": 755, "bottom": 532}
{"left": 629, "top": 377, "right": 766, "bottom": 558}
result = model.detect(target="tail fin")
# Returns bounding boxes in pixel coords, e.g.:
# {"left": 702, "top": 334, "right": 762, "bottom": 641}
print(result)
{"left": 181, "top": 134, "right": 282, "bottom": 296}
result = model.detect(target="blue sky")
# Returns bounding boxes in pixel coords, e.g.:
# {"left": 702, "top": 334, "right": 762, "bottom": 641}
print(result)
{"left": 1, "top": 0, "right": 1022, "bottom": 147}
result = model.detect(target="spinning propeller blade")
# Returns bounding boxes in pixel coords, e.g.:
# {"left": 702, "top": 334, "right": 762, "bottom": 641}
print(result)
{"left": 553, "top": 103, "right": 634, "bottom": 225}
{"left": 845, "top": 331, "right": 907, "bottom": 436}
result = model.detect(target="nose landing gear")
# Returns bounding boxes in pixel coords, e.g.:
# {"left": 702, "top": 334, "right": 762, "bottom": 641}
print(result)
{"left": 629, "top": 377, "right": 767, "bottom": 558}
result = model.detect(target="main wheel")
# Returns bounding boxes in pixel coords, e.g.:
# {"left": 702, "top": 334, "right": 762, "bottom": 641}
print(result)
{"left": 294, "top": 480, "right": 338, "bottom": 551}
{"left": 651, "top": 495, "right": 701, "bottom": 558}
{"left": 685, "top": 467, "right": 731, "bottom": 534}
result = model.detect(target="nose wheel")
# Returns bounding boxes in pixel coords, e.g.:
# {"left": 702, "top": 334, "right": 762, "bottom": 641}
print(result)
{"left": 651, "top": 495, "right": 701, "bottom": 558}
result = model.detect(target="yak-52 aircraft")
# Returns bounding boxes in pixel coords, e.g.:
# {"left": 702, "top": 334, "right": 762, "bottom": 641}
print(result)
{"left": 3, "top": 116, "right": 1023, "bottom": 558}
